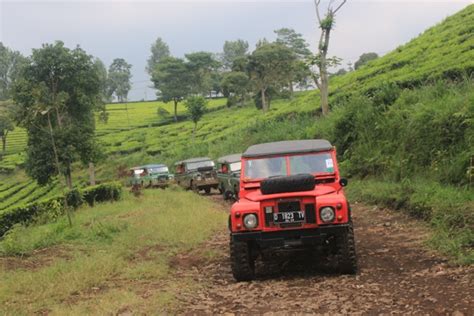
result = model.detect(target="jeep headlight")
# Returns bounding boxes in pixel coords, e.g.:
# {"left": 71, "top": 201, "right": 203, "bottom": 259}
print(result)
{"left": 320, "top": 207, "right": 335, "bottom": 223}
{"left": 243, "top": 214, "right": 258, "bottom": 229}
{"left": 195, "top": 175, "right": 202, "bottom": 181}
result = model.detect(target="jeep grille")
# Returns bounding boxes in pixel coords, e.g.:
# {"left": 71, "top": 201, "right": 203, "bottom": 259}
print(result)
{"left": 278, "top": 201, "right": 301, "bottom": 213}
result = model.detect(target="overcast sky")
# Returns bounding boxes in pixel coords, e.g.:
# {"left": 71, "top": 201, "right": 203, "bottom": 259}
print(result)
{"left": 1, "top": 0, "right": 472, "bottom": 101}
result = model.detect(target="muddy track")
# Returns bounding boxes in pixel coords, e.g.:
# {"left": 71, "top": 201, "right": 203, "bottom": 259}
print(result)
{"left": 175, "top": 195, "right": 473, "bottom": 315}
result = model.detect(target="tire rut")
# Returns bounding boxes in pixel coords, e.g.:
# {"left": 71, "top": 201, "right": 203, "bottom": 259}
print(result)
{"left": 175, "top": 196, "right": 473, "bottom": 315}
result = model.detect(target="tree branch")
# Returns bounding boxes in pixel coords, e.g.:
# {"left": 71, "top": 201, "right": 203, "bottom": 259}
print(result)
{"left": 333, "top": 0, "right": 347, "bottom": 14}
{"left": 314, "top": 0, "right": 322, "bottom": 24}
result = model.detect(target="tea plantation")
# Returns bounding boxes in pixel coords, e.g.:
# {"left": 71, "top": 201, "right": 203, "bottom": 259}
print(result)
{"left": 0, "top": 5, "right": 473, "bottom": 262}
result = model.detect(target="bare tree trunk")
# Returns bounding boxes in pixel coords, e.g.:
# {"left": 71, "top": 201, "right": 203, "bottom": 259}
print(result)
{"left": 320, "top": 75, "right": 329, "bottom": 115}
{"left": 47, "top": 113, "right": 61, "bottom": 176}
{"left": 289, "top": 81, "right": 294, "bottom": 97}
{"left": 173, "top": 99, "right": 178, "bottom": 122}
{"left": 261, "top": 88, "right": 268, "bottom": 112}
{"left": 89, "top": 162, "right": 96, "bottom": 186}
{"left": 319, "top": 28, "right": 331, "bottom": 116}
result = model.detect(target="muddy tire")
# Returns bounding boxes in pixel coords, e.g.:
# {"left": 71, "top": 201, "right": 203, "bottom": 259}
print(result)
{"left": 224, "top": 190, "right": 233, "bottom": 200}
{"left": 336, "top": 222, "right": 358, "bottom": 274}
{"left": 260, "top": 174, "right": 315, "bottom": 195}
{"left": 204, "top": 187, "right": 211, "bottom": 194}
{"left": 230, "top": 240, "right": 255, "bottom": 281}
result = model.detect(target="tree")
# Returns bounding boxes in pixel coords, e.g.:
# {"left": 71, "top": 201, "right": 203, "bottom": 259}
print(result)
{"left": 310, "top": 0, "right": 347, "bottom": 116}
{"left": 93, "top": 58, "right": 110, "bottom": 123}
{"left": 222, "top": 40, "right": 249, "bottom": 70}
{"left": 146, "top": 37, "right": 170, "bottom": 76}
{"left": 221, "top": 71, "right": 249, "bottom": 107}
{"left": 248, "top": 43, "right": 296, "bottom": 111}
{"left": 13, "top": 41, "right": 101, "bottom": 190}
{"left": 275, "top": 28, "right": 311, "bottom": 58}
{"left": 0, "top": 43, "right": 27, "bottom": 101}
{"left": 185, "top": 51, "right": 220, "bottom": 96}
{"left": 354, "top": 52, "right": 379, "bottom": 70}
{"left": 108, "top": 58, "right": 132, "bottom": 102}
{"left": 275, "top": 28, "right": 312, "bottom": 94}
{"left": 0, "top": 101, "right": 15, "bottom": 153}
{"left": 185, "top": 96, "right": 207, "bottom": 137}
{"left": 151, "top": 57, "right": 191, "bottom": 122}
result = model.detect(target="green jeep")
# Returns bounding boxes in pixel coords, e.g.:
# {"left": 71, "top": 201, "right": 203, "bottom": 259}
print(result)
{"left": 127, "top": 164, "right": 173, "bottom": 187}
{"left": 217, "top": 153, "right": 241, "bottom": 200}
{"left": 175, "top": 157, "right": 219, "bottom": 194}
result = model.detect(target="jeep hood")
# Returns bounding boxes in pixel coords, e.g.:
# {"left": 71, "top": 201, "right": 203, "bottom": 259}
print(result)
{"left": 244, "top": 185, "right": 336, "bottom": 202}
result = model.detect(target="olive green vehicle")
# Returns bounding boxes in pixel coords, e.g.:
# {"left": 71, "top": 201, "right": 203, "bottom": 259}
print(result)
{"left": 174, "top": 157, "right": 219, "bottom": 194}
{"left": 217, "top": 153, "right": 241, "bottom": 200}
{"left": 127, "top": 164, "right": 174, "bottom": 187}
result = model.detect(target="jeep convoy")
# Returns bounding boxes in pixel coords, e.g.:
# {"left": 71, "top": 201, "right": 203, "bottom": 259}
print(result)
{"left": 127, "top": 164, "right": 174, "bottom": 187}
{"left": 175, "top": 157, "right": 219, "bottom": 194}
{"left": 228, "top": 139, "right": 357, "bottom": 281}
{"left": 127, "top": 139, "right": 357, "bottom": 282}
{"left": 217, "top": 153, "right": 241, "bottom": 200}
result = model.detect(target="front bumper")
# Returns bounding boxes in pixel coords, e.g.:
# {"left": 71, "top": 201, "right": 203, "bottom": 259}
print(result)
{"left": 231, "top": 225, "right": 349, "bottom": 248}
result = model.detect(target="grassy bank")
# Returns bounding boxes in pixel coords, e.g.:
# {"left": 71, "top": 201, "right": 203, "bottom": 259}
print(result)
{"left": 346, "top": 178, "right": 473, "bottom": 264}
{"left": 0, "top": 188, "right": 227, "bottom": 314}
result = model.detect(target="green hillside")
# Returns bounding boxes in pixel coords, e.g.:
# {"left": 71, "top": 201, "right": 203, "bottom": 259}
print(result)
{"left": 0, "top": 5, "right": 473, "bottom": 261}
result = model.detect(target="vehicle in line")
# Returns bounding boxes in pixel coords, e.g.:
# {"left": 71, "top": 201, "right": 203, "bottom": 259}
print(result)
{"left": 228, "top": 139, "right": 357, "bottom": 281}
{"left": 127, "top": 164, "right": 174, "bottom": 187}
{"left": 174, "top": 157, "right": 219, "bottom": 194}
{"left": 217, "top": 153, "right": 242, "bottom": 200}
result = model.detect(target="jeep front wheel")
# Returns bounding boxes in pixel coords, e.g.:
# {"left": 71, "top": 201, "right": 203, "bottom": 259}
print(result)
{"left": 336, "top": 222, "right": 358, "bottom": 274}
{"left": 230, "top": 240, "right": 255, "bottom": 281}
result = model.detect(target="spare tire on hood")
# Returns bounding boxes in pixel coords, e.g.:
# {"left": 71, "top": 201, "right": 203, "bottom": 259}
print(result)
{"left": 260, "top": 174, "right": 315, "bottom": 195}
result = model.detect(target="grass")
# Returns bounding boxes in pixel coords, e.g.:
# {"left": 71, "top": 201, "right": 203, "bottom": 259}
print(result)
{"left": 346, "top": 178, "right": 474, "bottom": 264}
{"left": 0, "top": 188, "right": 227, "bottom": 314}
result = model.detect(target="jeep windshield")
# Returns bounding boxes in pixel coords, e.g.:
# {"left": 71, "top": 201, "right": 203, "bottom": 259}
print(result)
{"left": 243, "top": 152, "right": 334, "bottom": 180}
{"left": 229, "top": 162, "right": 241, "bottom": 172}
{"left": 187, "top": 160, "right": 215, "bottom": 170}
{"left": 148, "top": 166, "right": 169, "bottom": 173}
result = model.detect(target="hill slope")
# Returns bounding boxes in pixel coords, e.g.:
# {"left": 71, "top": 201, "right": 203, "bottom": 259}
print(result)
{"left": 0, "top": 4, "right": 473, "bottom": 261}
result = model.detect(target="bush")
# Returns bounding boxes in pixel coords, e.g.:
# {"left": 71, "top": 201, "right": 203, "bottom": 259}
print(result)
{"left": 82, "top": 182, "right": 122, "bottom": 206}
{"left": 0, "top": 182, "right": 122, "bottom": 237}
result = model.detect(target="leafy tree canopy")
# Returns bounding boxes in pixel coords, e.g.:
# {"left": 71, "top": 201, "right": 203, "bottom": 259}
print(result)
{"left": 185, "top": 95, "right": 207, "bottom": 134}
{"left": 248, "top": 42, "right": 296, "bottom": 111}
{"left": 0, "top": 100, "right": 15, "bottom": 153}
{"left": 222, "top": 39, "right": 249, "bottom": 70}
{"left": 274, "top": 28, "right": 311, "bottom": 58}
{"left": 185, "top": 51, "right": 220, "bottom": 95}
{"left": 354, "top": 52, "right": 379, "bottom": 70}
{"left": 147, "top": 37, "right": 170, "bottom": 76}
{"left": 13, "top": 41, "right": 101, "bottom": 186}
{"left": 108, "top": 58, "right": 132, "bottom": 102}
{"left": 0, "top": 42, "right": 27, "bottom": 101}
{"left": 151, "top": 56, "right": 192, "bottom": 121}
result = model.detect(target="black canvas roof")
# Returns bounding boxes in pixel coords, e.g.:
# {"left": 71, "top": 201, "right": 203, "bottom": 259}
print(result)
{"left": 175, "top": 157, "right": 213, "bottom": 165}
{"left": 242, "top": 139, "right": 333, "bottom": 158}
{"left": 217, "top": 154, "right": 242, "bottom": 164}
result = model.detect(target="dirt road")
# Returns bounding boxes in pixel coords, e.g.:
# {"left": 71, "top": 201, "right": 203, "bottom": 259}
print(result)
{"left": 175, "top": 197, "right": 473, "bottom": 315}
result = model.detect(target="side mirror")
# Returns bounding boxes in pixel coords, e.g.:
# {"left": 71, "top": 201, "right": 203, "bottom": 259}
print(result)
{"left": 339, "top": 178, "right": 348, "bottom": 187}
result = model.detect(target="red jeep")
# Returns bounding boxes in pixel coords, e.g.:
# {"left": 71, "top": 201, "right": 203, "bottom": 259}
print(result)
{"left": 229, "top": 139, "right": 357, "bottom": 281}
